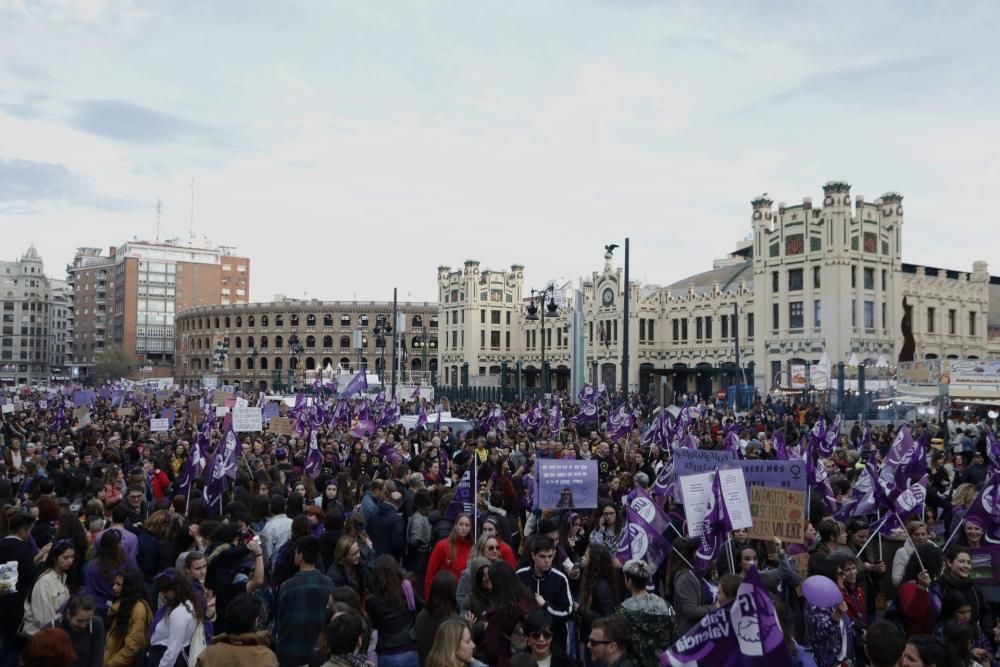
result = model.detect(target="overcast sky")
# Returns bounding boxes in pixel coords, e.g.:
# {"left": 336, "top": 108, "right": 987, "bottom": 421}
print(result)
{"left": 2, "top": 0, "right": 999, "bottom": 302}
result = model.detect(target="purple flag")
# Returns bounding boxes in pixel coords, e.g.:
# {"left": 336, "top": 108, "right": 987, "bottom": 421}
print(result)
{"left": 651, "top": 455, "right": 675, "bottom": 499}
{"left": 987, "top": 428, "right": 1000, "bottom": 475}
{"left": 357, "top": 400, "right": 372, "bottom": 422}
{"left": 964, "top": 471, "right": 1000, "bottom": 544}
{"left": 51, "top": 405, "right": 66, "bottom": 432}
{"left": 202, "top": 430, "right": 227, "bottom": 514}
{"left": 878, "top": 425, "right": 922, "bottom": 500}
{"left": 262, "top": 402, "right": 280, "bottom": 422}
{"left": 549, "top": 403, "right": 562, "bottom": 435}
{"left": 570, "top": 401, "right": 598, "bottom": 424}
{"left": 312, "top": 374, "right": 323, "bottom": 393}
{"left": 219, "top": 415, "right": 244, "bottom": 480}
{"left": 605, "top": 402, "right": 634, "bottom": 441}
{"left": 177, "top": 418, "right": 209, "bottom": 500}
{"left": 806, "top": 443, "right": 837, "bottom": 514}
{"left": 348, "top": 418, "right": 376, "bottom": 438}
{"left": 877, "top": 476, "right": 929, "bottom": 535}
{"left": 618, "top": 503, "right": 673, "bottom": 573}
{"left": 835, "top": 447, "right": 882, "bottom": 522}
{"left": 304, "top": 428, "right": 322, "bottom": 479}
{"left": 445, "top": 467, "right": 474, "bottom": 520}
{"left": 808, "top": 418, "right": 829, "bottom": 458}
{"left": 340, "top": 370, "right": 368, "bottom": 399}
{"left": 160, "top": 407, "right": 175, "bottom": 426}
{"left": 822, "top": 414, "right": 842, "bottom": 455}
{"left": 662, "top": 567, "right": 790, "bottom": 667}
{"left": 330, "top": 400, "right": 350, "bottom": 427}
{"left": 627, "top": 484, "right": 672, "bottom": 535}
{"left": 415, "top": 403, "right": 428, "bottom": 430}
{"left": 521, "top": 402, "right": 545, "bottom": 431}
{"left": 771, "top": 430, "right": 788, "bottom": 461}
{"left": 378, "top": 399, "right": 400, "bottom": 428}
{"left": 578, "top": 383, "right": 597, "bottom": 405}
{"left": 859, "top": 421, "right": 872, "bottom": 449}
{"left": 111, "top": 391, "right": 124, "bottom": 408}
{"left": 723, "top": 424, "right": 740, "bottom": 454}
{"left": 695, "top": 472, "right": 731, "bottom": 574}
{"left": 410, "top": 386, "right": 421, "bottom": 400}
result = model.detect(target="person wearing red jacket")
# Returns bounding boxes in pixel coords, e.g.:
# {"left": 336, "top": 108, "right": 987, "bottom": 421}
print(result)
{"left": 425, "top": 513, "right": 473, "bottom": 598}
{"left": 897, "top": 544, "right": 943, "bottom": 637}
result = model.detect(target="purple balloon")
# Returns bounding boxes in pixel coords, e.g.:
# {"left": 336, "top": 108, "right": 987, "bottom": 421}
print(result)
{"left": 802, "top": 575, "right": 843, "bottom": 608}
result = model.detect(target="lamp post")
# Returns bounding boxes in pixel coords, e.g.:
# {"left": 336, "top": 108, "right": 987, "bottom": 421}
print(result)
{"left": 605, "top": 239, "right": 630, "bottom": 396}
{"left": 374, "top": 315, "right": 392, "bottom": 386}
{"left": 248, "top": 346, "right": 259, "bottom": 392}
{"left": 288, "top": 333, "right": 303, "bottom": 390}
{"left": 525, "top": 286, "right": 559, "bottom": 395}
{"left": 212, "top": 338, "right": 229, "bottom": 384}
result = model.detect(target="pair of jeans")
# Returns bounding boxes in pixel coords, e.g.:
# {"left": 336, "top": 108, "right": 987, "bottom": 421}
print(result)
{"left": 377, "top": 650, "right": 420, "bottom": 667}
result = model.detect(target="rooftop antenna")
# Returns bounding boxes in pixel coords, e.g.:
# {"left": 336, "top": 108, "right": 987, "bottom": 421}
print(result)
{"left": 189, "top": 177, "right": 195, "bottom": 238}
{"left": 155, "top": 199, "right": 162, "bottom": 241}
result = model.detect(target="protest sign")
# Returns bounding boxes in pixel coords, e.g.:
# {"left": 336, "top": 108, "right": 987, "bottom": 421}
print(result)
{"left": 269, "top": 417, "right": 295, "bottom": 436}
{"left": 737, "top": 460, "right": 807, "bottom": 494}
{"left": 150, "top": 418, "right": 170, "bottom": 432}
{"left": 116, "top": 407, "right": 134, "bottom": 417}
{"left": 224, "top": 398, "right": 237, "bottom": 408}
{"left": 39, "top": 400, "right": 48, "bottom": 409}
{"left": 535, "top": 459, "right": 599, "bottom": 509}
{"left": 262, "top": 402, "right": 280, "bottom": 422}
{"left": 78, "top": 411, "right": 91, "bottom": 427}
{"left": 235, "top": 397, "right": 249, "bottom": 409}
{"left": 232, "top": 407, "right": 263, "bottom": 432}
{"left": 213, "top": 391, "right": 234, "bottom": 405}
{"left": 215, "top": 406, "right": 230, "bottom": 417}
{"left": 673, "top": 448, "right": 737, "bottom": 478}
{"left": 1, "top": 404, "right": 12, "bottom": 415}
{"left": 188, "top": 400, "right": 202, "bottom": 424}
{"left": 72, "top": 390, "right": 93, "bottom": 407}
{"left": 681, "top": 468, "right": 752, "bottom": 536}
{"left": 221, "top": 385, "right": 235, "bottom": 393}
{"left": 72, "top": 406, "right": 89, "bottom": 421}
{"left": 968, "top": 546, "right": 1000, "bottom": 584}
{"left": 202, "top": 376, "right": 219, "bottom": 390}
{"left": 748, "top": 487, "right": 807, "bottom": 543}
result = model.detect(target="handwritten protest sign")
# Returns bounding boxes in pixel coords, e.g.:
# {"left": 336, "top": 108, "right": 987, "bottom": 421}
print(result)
{"left": 673, "top": 448, "right": 737, "bottom": 478}
{"left": 213, "top": 391, "right": 234, "bottom": 406}
{"left": 116, "top": 407, "right": 134, "bottom": 417}
{"left": 232, "top": 407, "right": 263, "bottom": 432}
{"left": 72, "top": 406, "right": 89, "bottom": 421}
{"left": 188, "top": 400, "right": 202, "bottom": 424}
{"left": 215, "top": 406, "right": 230, "bottom": 417}
{"left": 269, "top": 417, "right": 295, "bottom": 436}
{"left": 535, "top": 459, "right": 598, "bottom": 509}
{"left": 748, "top": 487, "right": 807, "bottom": 543}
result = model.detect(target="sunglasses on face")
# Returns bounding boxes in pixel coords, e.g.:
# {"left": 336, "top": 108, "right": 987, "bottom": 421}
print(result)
{"left": 530, "top": 631, "right": 553, "bottom": 640}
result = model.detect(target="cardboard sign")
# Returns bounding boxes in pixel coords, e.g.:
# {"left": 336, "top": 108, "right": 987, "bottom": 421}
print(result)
{"left": 150, "top": 418, "right": 171, "bottom": 432}
{"left": 1, "top": 404, "right": 12, "bottom": 415}
{"left": 72, "top": 406, "right": 89, "bottom": 420}
{"left": 681, "top": 468, "right": 753, "bottom": 536}
{"left": 213, "top": 391, "right": 234, "bottom": 406}
{"left": 215, "top": 406, "right": 230, "bottom": 417}
{"left": 188, "top": 400, "right": 202, "bottom": 424}
{"left": 967, "top": 546, "right": 1000, "bottom": 584}
{"left": 78, "top": 411, "right": 91, "bottom": 427}
{"left": 748, "top": 487, "right": 807, "bottom": 543}
{"left": 116, "top": 407, "right": 134, "bottom": 417}
{"left": 269, "top": 417, "right": 295, "bottom": 436}
{"left": 232, "top": 407, "right": 263, "bottom": 433}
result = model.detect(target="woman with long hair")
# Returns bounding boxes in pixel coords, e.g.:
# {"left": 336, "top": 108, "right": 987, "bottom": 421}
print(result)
{"left": 456, "top": 534, "right": 503, "bottom": 607}
{"left": 425, "top": 618, "right": 480, "bottom": 667}
{"left": 22, "top": 540, "right": 75, "bottom": 635}
{"left": 326, "top": 535, "right": 367, "bottom": 599}
{"left": 587, "top": 500, "right": 624, "bottom": 555}
{"left": 616, "top": 559, "right": 675, "bottom": 667}
{"left": 416, "top": 571, "right": 460, "bottom": 663}
{"left": 481, "top": 561, "right": 539, "bottom": 667}
{"left": 104, "top": 568, "right": 153, "bottom": 667}
{"left": 577, "top": 543, "right": 621, "bottom": 657}
{"left": 425, "top": 512, "right": 473, "bottom": 598}
{"left": 55, "top": 510, "right": 89, "bottom": 588}
{"left": 316, "top": 478, "right": 343, "bottom": 514}
{"left": 53, "top": 594, "right": 106, "bottom": 667}
{"left": 84, "top": 527, "right": 126, "bottom": 621}
{"left": 366, "top": 555, "right": 422, "bottom": 667}
{"left": 146, "top": 569, "right": 207, "bottom": 667}
{"left": 931, "top": 545, "right": 992, "bottom": 642}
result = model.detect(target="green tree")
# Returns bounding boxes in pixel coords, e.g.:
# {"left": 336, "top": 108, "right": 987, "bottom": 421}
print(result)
{"left": 91, "top": 344, "right": 138, "bottom": 385}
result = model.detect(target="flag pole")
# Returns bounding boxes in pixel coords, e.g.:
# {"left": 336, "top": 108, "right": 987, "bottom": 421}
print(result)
{"left": 725, "top": 533, "right": 736, "bottom": 574}
{"left": 876, "top": 509, "right": 883, "bottom": 561}
{"left": 941, "top": 518, "right": 965, "bottom": 551}
{"left": 896, "top": 512, "right": 926, "bottom": 572}
{"left": 857, "top": 513, "right": 892, "bottom": 555}
{"left": 473, "top": 457, "right": 479, "bottom": 543}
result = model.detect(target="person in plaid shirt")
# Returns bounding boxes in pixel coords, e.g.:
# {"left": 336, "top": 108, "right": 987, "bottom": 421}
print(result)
{"left": 275, "top": 535, "right": 334, "bottom": 667}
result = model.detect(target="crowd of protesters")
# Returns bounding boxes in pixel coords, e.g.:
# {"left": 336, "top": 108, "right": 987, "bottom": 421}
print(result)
{"left": 0, "top": 381, "right": 997, "bottom": 667}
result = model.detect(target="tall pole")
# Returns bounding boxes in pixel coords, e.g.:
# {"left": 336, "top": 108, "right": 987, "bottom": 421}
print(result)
{"left": 540, "top": 294, "right": 547, "bottom": 395}
{"left": 422, "top": 325, "right": 428, "bottom": 382}
{"left": 733, "top": 301, "right": 741, "bottom": 411}
{"left": 391, "top": 288, "right": 398, "bottom": 398}
{"left": 621, "top": 237, "right": 630, "bottom": 396}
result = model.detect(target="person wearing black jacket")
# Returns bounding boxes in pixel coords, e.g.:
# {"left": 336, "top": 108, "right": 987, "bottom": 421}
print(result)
{"left": 0, "top": 510, "right": 42, "bottom": 667}
{"left": 516, "top": 536, "right": 573, "bottom": 653}
{"left": 368, "top": 492, "right": 406, "bottom": 562}
{"left": 516, "top": 609, "right": 581, "bottom": 667}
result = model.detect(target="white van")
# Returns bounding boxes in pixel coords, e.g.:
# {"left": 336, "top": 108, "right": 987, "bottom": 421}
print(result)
{"left": 399, "top": 411, "right": 475, "bottom": 436}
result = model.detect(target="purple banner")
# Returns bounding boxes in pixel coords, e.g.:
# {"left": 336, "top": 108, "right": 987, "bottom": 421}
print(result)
{"left": 737, "top": 460, "right": 808, "bottom": 494}
{"left": 536, "top": 459, "right": 599, "bottom": 509}
{"left": 262, "top": 402, "right": 280, "bottom": 422}
{"left": 673, "top": 448, "right": 737, "bottom": 479}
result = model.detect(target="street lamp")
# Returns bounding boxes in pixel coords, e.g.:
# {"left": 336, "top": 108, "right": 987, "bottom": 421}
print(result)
{"left": 212, "top": 338, "right": 230, "bottom": 383}
{"left": 605, "top": 239, "right": 630, "bottom": 396}
{"left": 288, "top": 333, "right": 303, "bottom": 390}
{"left": 525, "top": 286, "right": 559, "bottom": 394}
{"left": 248, "top": 346, "right": 259, "bottom": 392}
{"left": 374, "top": 315, "right": 392, "bottom": 385}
